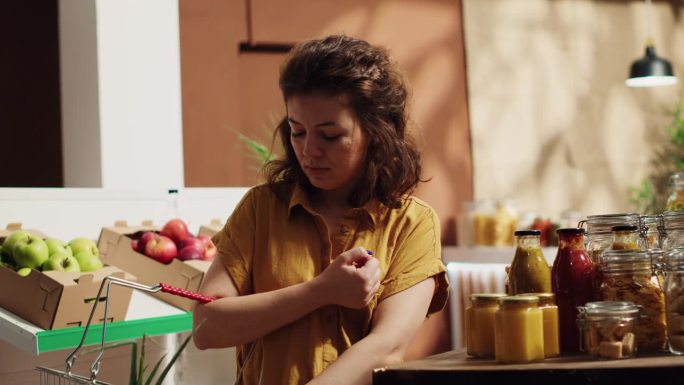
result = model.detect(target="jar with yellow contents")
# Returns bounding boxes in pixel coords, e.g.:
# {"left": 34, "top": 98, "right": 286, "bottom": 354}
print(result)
{"left": 494, "top": 295, "right": 544, "bottom": 364}
{"left": 466, "top": 293, "right": 506, "bottom": 358}
{"left": 519, "top": 293, "right": 559, "bottom": 358}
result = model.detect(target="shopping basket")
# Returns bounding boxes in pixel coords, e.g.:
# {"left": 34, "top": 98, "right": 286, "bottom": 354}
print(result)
{"left": 35, "top": 275, "right": 215, "bottom": 384}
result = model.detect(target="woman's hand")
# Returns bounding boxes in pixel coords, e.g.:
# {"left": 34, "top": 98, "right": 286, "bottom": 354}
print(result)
{"left": 314, "top": 247, "right": 381, "bottom": 309}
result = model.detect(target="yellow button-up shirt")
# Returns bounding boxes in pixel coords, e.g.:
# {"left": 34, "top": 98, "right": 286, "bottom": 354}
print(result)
{"left": 212, "top": 183, "right": 448, "bottom": 385}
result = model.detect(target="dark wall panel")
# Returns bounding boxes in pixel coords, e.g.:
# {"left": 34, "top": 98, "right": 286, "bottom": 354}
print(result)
{"left": 0, "top": 2, "right": 63, "bottom": 187}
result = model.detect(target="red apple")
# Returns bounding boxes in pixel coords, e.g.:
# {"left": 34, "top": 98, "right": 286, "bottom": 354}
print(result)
{"left": 137, "top": 231, "right": 156, "bottom": 253}
{"left": 143, "top": 234, "right": 177, "bottom": 264}
{"left": 178, "top": 237, "right": 206, "bottom": 254}
{"left": 177, "top": 245, "right": 204, "bottom": 261}
{"left": 161, "top": 218, "right": 191, "bottom": 245}
{"left": 203, "top": 239, "right": 217, "bottom": 261}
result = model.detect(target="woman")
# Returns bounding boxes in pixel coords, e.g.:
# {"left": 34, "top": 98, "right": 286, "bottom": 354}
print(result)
{"left": 193, "top": 34, "right": 448, "bottom": 385}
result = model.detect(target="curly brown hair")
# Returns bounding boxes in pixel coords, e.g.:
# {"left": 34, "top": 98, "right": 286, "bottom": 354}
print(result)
{"left": 264, "top": 35, "right": 423, "bottom": 208}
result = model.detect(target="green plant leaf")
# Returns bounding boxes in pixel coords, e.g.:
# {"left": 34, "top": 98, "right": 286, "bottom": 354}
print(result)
{"left": 238, "top": 133, "right": 275, "bottom": 164}
{"left": 144, "top": 353, "right": 168, "bottom": 385}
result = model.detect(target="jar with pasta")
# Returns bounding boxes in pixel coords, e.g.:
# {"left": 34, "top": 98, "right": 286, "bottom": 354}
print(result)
{"left": 577, "top": 301, "right": 640, "bottom": 359}
{"left": 664, "top": 247, "right": 684, "bottom": 355}
{"left": 581, "top": 213, "right": 641, "bottom": 264}
{"left": 599, "top": 250, "right": 667, "bottom": 352}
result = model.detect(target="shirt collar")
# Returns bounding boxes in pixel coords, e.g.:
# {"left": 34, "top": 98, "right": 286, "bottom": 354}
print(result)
{"left": 287, "top": 184, "right": 381, "bottom": 230}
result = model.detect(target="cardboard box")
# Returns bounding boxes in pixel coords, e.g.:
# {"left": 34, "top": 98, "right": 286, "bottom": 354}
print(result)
{"left": 198, "top": 218, "right": 223, "bottom": 237}
{"left": 98, "top": 221, "right": 210, "bottom": 311}
{"left": 0, "top": 223, "right": 135, "bottom": 330}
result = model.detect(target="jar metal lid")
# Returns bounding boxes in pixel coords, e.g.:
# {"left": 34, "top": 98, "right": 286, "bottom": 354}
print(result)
{"left": 581, "top": 213, "right": 640, "bottom": 235}
{"left": 498, "top": 295, "right": 539, "bottom": 305}
{"left": 470, "top": 293, "right": 506, "bottom": 303}
{"left": 514, "top": 230, "right": 541, "bottom": 237}
{"left": 517, "top": 292, "right": 555, "bottom": 305}
{"left": 612, "top": 225, "right": 638, "bottom": 232}
{"left": 556, "top": 227, "right": 585, "bottom": 236}
{"left": 600, "top": 250, "right": 652, "bottom": 271}
{"left": 578, "top": 301, "right": 640, "bottom": 318}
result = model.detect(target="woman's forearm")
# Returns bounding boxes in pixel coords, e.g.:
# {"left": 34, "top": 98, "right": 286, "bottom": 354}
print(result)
{"left": 193, "top": 278, "right": 326, "bottom": 349}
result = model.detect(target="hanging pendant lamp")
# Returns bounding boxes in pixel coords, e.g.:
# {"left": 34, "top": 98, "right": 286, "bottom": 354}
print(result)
{"left": 625, "top": 0, "right": 677, "bottom": 87}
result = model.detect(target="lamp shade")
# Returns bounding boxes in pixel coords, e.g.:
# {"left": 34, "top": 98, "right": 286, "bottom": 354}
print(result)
{"left": 626, "top": 45, "right": 677, "bottom": 87}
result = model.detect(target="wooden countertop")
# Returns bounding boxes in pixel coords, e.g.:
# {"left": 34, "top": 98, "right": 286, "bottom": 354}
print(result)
{"left": 372, "top": 349, "right": 684, "bottom": 385}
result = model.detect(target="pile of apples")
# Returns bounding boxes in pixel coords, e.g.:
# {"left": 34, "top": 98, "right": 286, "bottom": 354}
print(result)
{"left": 131, "top": 218, "right": 217, "bottom": 265}
{"left": 0, "top": 231, "right": 103, "bottom": 276}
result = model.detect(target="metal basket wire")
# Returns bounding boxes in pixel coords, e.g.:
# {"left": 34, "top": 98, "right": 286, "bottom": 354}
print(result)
{"left": 36, "top": 276, "right": 214, "bottom": 384}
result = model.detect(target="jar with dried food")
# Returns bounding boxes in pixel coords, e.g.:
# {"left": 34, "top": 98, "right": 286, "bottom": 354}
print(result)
{"left": 664, "top": 247, "right": 684, "bottom": 354}
{"left": 466, "top": 293, "right": 506, "bottom": 358}
{"left": 582, "top": 213, "right": 641, "bottom": 264}
{"left": 577, "top": 301, "right": 640, "bottom": 359}
{"left": 509, "top": 230, "right": 551, "bottom": 295}
{"left": 599, "top": 250, "right": 667, "bottom": 352}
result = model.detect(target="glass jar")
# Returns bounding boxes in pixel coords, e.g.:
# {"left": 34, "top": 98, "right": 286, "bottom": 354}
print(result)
{"left": 509, "top": 230, "right": 551, "bottom": 295}
{"left": 599, "top": 250, "right": 667, "bottom": 352}
{"left": 665, "top": 172, "right": 684, "bottom": 212}
{"left": 494, "top": 295, "right": 544, "bottom": 364}
{"left": 581, "top": 213, "right": 641, "bottom": 264}
{"left": 519, "top": 292, "right": 559, "bottom": 358}
{"left": 664, "top": 247, "right": 684, "bottom": 355}
{"left": 639, "top": 214, "right": 662, "bottom": 250}
{"left": 660, "top": 211, "right": 684, "bottom": 250}
{"left": 465, "top": 293, "right": 506, "bottom": 358}
{"left": 552, "top": 228, "right": 598, "bottom": 352}
{"left": 577, "top": 301, "right": 640, "bottom": 359}
{"left": 611, "top": 225, "right": 642, "bottom": 251}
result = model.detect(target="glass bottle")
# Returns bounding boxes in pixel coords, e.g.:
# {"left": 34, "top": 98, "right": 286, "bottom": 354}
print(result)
{"left": 494, "top": 295, "right": 544, "bottom": 364}
{"left": 582, "top": 213, "right": 641, "bottom": 264}
{"left": 599, "top": 250, "right": 667, "bottom": 352}
{"left": 611, "top": 225, "right": 642, "bottom": 251}
{"left": 552, "top": 228, "right": 598, "bottom": 352}
{"left": 665, "top": 172, "right": 684, "bottom": 212}
{"left": 519, "top": 292, "right": 559, "bottom": 358}
{"left": 664, "top": 247, "right": 684, "bottom": 355}
{"left": 465, "top": 293, "right": 506, "bottom": 358}
{"left": 509, "top": 230, "right": 551, "bottom": 295}
{"left": 660, "top": 211, "right": 684, "bottom": 250}
{"left": 577, "top": 301, "right": 640, "bottom": 359}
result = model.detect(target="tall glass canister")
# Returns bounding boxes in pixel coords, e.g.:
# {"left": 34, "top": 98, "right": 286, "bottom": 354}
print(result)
{"left": 665, "top": 247, "right": 684, "bottom": 354}
{"left": 665, "top": 172, "right": 684, "bottom": 212}
{"left": 660, "top": 211, "right": 684, "bottom": 250}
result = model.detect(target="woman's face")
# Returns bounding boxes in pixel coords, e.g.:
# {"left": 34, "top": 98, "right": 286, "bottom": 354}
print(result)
{"left": 287, "top": 92, "right": 368, "bottom": 197}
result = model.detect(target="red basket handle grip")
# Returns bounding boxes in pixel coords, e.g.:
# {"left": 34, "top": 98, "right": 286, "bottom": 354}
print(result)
{"left": 159, "top": 282, "right": 215, "bottom": 304}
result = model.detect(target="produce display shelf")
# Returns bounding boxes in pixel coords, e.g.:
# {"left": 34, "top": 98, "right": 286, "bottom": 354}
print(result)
{"left": 0, "top": 291, "right": 191, "bottom": 355}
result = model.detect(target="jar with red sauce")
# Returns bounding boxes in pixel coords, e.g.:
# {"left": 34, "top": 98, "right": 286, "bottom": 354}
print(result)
{"left": 552, "top": 228, "right": 598, "bottom": 352}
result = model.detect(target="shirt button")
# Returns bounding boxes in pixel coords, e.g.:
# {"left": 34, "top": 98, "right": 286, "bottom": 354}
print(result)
{"left": 339, "top": 225, "right": 349, "bottom": 234}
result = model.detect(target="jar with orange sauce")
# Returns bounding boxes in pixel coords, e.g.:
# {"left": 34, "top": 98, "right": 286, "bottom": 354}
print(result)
{"left": 494, "top": 295, "right": 544, "bottom": 364}
{"left": 466, "top": 293, "right": 506, "bottom": 358}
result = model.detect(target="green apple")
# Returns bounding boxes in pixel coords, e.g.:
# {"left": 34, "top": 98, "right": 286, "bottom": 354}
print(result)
{"left": 12, "top": 235, "right": 49, "bottom": 269}
{"left": 45, "top": 238, "right": 73, "bottom": 257}
{"left": 16, "top": 267, "right": 32, "bottom": 277}
{"left": 73, "top": 251, "right": 103, "bottom": 272}
{"left": 69, "top": 238, "right": 99, "bottom": 257}
{"left": 42, "top": 253, "right": 81, "bottom": 273}
{"left": 1, "top": 230, "right": 31, "bottom": 261}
